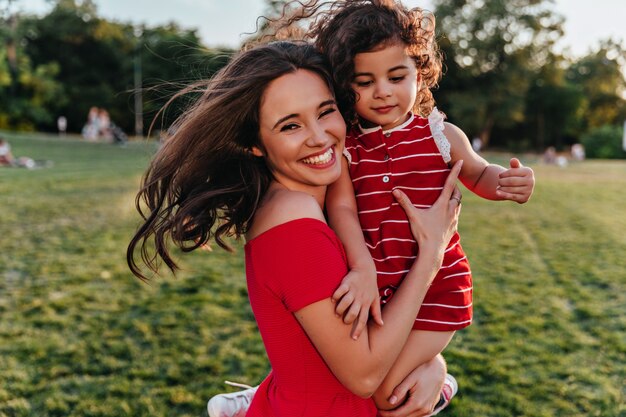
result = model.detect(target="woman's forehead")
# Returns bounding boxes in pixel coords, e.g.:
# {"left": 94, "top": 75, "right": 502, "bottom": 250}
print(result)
{"left": 260, "top": 70, "right": 334, "bottom": 122}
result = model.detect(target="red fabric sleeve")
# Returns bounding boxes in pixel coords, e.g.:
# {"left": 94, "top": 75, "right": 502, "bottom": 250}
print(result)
{"left": 255, "top": 219, "right": 348, "bottom": 312}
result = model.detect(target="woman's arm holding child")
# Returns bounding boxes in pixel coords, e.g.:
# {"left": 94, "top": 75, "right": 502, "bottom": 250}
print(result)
{"left": 444, "top": 122, "right": 534, "bottom": 204}
{"left": 326, "top": 158, "right": 383, "bottom": 339}
{"left": 296, "top": 161, "right": 463, "bottom": 399}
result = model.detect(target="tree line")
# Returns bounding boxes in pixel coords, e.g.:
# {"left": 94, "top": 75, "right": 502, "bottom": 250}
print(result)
{"left": 0, "top": 0, "right": 232, "bottom": 136}
{"left": 1, "top": 0, "right": 625, "bottom": 156}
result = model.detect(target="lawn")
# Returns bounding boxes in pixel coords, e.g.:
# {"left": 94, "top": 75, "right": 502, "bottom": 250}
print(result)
{"left": 0, "top": 133, "right": 624, "bottom": 417}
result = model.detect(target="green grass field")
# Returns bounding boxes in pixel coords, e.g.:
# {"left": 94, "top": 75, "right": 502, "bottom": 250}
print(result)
{"left": 1, "top": 132, "right": 624, "bottom": 417}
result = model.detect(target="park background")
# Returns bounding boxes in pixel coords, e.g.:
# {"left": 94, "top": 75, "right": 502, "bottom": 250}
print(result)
{"left": 1, "top": 0, "right": 625, "bottom": 416}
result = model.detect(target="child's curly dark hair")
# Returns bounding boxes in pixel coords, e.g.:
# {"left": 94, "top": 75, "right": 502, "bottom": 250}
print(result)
{"left": 306, "top": 0, "right": 442, "bottom": 125}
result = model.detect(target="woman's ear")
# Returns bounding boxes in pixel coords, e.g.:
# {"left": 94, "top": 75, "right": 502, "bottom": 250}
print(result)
{"left": 251, "top": 147, "right": 264, "bottom": 157}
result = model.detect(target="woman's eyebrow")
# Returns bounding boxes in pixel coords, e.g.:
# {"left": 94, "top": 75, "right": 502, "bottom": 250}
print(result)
{"left": 319, "top": 99, "right": 337, "bottom": 108}
{"left": 273, "top": 114, "right": 298, "bottom": 129}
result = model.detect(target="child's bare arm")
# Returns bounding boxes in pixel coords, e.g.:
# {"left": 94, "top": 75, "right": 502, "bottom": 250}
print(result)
{"left": 444, "top": 122, "right": 534, "bottom": 203}
{"left": 326, "top": 158, "right": 383, "bottom": 339}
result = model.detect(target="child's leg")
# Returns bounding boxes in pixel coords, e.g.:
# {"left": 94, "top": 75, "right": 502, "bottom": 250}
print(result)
{"left": 372, "top": 330, "right": 455, "bottom": 411}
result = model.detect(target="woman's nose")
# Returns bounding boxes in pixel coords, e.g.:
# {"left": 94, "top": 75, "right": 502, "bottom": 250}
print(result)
{"left": 307, "top": 123, "right": 330, "bottom": 146}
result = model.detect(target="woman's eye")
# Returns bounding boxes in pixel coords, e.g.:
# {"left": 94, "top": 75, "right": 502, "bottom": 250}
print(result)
{"left": 319, "top": 108, "right": 337, "bottom": 118}
{"left": 390, "top": 76, "right": 405, "bottom": 83}
{"left": 280, "top": 123, "right": 300, "bottom": 132}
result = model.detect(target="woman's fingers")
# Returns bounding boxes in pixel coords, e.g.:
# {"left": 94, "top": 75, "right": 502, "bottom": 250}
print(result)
{"left": 436, "top": 160, "right": 463, "bottom": 204}
{"left": 448, "top": 186, "right": 462, "bottom": 210}
{"left": 387, "top": 377, "right": 411, "bottom": 407}
{"left": 392, "top": 189, "right": 415, "bottom": 220}
{"left": 393, "top": 160, "right": 462, "bottom": 250}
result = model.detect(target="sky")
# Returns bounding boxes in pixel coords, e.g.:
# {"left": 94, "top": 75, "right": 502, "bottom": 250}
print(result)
{"left": 13, "top": 0, "right": 626, "bottom": 59}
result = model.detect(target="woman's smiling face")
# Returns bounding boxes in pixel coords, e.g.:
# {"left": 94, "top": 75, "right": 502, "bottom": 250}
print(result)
{"left": 255, "top": 69, "right": 346, "bottom": 195}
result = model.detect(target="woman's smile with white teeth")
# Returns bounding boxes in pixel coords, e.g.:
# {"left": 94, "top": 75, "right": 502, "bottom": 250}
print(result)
{"left": 302, "top": 147, "right": 334, "bottom": 165}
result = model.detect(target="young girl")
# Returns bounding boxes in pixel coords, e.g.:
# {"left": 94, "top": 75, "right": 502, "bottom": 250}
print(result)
{"left": 308, "top": 0, "right": 535, "bottom": 410}
{"left": 128, "top": 41, "right": 462, "bottom": 417}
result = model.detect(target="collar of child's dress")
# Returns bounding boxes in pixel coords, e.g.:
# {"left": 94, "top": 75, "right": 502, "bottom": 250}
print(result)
{"left": 357, "top": 112, "right": 415, "bottom": 135}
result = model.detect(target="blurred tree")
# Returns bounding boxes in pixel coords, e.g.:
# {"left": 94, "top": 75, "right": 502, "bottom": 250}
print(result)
{"left": 524, "top": 55, "right": 586, "bottom": 151}
{"left": 433, "top": 0, "right": 564, "bottom": 148}
{"left": 20, "top": 0, "right": 131, "bottom": 132}
{"left": 566, "top": 39, "right": 626, "bottom": 131}
{"left": 0, "top": 0, "right": 19, "bottom": 98}
{"left": 20, "top": 0, "right": 233, "bottom": 134}
{"left": 0, "top": 0, "right": 63, "bottom": 130}
{"left": 581, "top": 124, "right": 626, "bottom": 159}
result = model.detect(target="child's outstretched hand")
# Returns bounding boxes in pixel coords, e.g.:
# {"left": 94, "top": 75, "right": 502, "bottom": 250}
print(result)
{"left": 496, "top": 158, "right": 535, "bottom": 204}
{"left": 332, "top": 265, "right": 383, "bottom": 340}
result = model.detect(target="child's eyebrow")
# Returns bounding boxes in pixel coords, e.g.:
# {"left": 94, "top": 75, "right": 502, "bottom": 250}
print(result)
{"left": 272, "top": 99, "right": 337, "bottom": 129}
{"left": 353, "top": 65, "right": 410, "bottom": 77}
{"left": 388, "top": 65, "right": 410, "bottom": 72}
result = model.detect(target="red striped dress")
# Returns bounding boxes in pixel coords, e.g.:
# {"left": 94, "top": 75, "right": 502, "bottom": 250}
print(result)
{"left": 343, "top": 110, "right": 472, "bottom": 331}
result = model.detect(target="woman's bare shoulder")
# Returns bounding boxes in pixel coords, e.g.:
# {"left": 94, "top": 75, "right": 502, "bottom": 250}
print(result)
{"left": 247, "top": 188, "right": 326, "bottom": 240}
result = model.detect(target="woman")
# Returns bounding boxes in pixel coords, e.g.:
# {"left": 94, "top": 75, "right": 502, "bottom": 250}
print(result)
{"left": 127, "top": 41, "right": 462, "bottom": 417}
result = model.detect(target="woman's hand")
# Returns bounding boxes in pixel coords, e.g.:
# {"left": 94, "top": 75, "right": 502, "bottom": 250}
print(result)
{"left": 378, "top": 354, "right": 447, "bottom": 417}
{"left": 393, "top": 160, "right": 463, "bottom": 258}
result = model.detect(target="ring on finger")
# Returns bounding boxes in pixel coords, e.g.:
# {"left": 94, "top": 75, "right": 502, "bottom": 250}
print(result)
{"left": 451, "top": 196, "right": 462, "bottom": 204}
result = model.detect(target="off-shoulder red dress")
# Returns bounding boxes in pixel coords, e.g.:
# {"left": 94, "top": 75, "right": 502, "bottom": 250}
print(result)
{"left": 244, "top": 218, "right": 377, "bottom": 417}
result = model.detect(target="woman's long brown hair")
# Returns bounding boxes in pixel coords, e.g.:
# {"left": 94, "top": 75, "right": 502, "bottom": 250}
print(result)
{"left": 127, "top": 41, "right": 335, "bottom": 281}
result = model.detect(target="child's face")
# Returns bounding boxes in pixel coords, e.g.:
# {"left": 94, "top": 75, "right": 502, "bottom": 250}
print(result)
{"left": 351, "top": 43, "right": 419, "bottom": 130}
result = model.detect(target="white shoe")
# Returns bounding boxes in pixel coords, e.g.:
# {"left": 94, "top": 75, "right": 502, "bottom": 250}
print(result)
{"left": 430, "top": 373, "right": 458, "bottom": 415}
{"left": 207, "top": 381, "right": 258, "bottom": 417}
